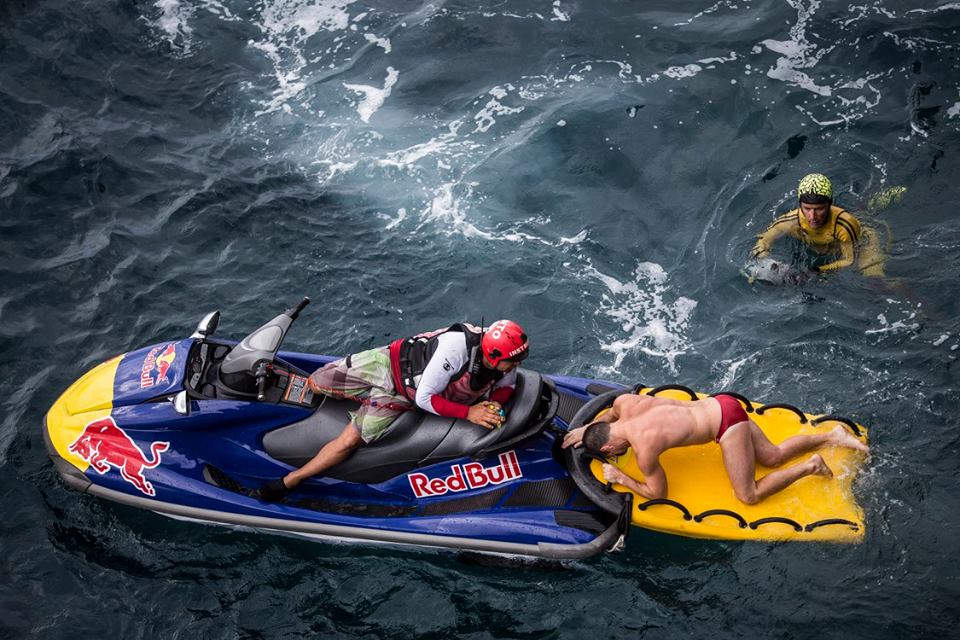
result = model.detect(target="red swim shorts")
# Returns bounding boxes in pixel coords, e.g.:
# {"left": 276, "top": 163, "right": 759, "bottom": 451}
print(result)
{"left": 714, "top": 394, "right": 749, "bottom": 443}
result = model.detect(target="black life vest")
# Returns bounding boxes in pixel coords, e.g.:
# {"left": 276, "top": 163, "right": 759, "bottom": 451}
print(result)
{"left": 396, "top": 323, "right": 503, "bottom": 403}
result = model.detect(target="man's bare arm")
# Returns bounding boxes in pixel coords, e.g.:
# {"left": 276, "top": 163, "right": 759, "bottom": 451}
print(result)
{"left": 601, "top": 460, "right": 667, "bottom": 500}
{"left": 561, "top": 401, "right": 621, "bottom": 449}
{"left": 598, "top": 402, "right": 619, "bottom": 422}
{"left": 561, "top": 426, "right": 587, "bottom": 449}
{"left": 561, "top": 418, "right": 608, "bottom": 449}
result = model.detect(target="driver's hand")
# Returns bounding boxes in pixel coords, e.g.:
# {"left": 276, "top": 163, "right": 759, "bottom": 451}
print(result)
{"left": 486, "top": 401, "right": 507, "bottom": 422}
{"left": 467, "top": 402, "right": 502, "bottom": 429}
{"left": 562, "top": 426, "right": 586, "bottom": 449}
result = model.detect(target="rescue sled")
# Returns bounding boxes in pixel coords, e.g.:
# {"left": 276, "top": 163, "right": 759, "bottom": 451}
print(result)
{"left": 567, "top": 387, "right": 870, "bottom": 542}
{"left": 44, "top": 299, "right": 631, "bottom": 559}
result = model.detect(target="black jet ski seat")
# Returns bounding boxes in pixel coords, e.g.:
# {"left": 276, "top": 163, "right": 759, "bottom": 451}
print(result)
{"left": 262, "top": 369, "right": 545, "bottom": 483}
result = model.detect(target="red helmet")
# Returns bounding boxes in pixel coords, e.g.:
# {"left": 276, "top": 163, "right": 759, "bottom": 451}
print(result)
{"left": 482, "top": 320, "right": 529, "bottom": 366}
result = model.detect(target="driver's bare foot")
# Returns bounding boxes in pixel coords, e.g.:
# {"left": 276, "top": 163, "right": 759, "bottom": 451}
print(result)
{"left": 828, "top": 426, "right": 869, "bottom": 453}
{"left": 809, "top": 454, "right": 833, "bottom": 478}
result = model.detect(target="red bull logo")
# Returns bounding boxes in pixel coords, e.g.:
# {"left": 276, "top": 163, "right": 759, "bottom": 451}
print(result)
{"left": 408, "top": 451, "right": 522, "bottom": 498}
{"left": 67, "top": 417, "right": 169, "bottom": 496}
{"left": 140, "top": 343, "right": 177, "bottom": 389}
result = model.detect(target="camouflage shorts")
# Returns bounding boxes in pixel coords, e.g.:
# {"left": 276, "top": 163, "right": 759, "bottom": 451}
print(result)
{"left": 307, "top": 347, "right": 413, "bottom": 443}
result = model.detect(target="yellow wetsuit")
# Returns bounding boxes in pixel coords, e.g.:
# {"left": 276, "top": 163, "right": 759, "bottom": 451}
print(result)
{"left": 753, "top": 205, "right": 885, "bottom": 276}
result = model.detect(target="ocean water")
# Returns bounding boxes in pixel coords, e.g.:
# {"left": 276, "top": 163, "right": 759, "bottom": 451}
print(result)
{"left": 2, "top": 0, "right": 960, "bottom": 637}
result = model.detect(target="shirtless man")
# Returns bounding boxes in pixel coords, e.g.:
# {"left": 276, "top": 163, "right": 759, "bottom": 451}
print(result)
{"left": 562, "top": 393, "right": 868, "bottom": 505}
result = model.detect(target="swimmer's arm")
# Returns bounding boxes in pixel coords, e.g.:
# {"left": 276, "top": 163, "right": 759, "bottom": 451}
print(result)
{"left": 816, "top": 237, "right": 856, "bottom": 272}
{"left": 818, "top": 213, "right": 862, "bottom": 272}
{"left": 752, "top": 219, "right": 791, "bottom": 258}
{"left": 602, "top": 457, "right": 667, "bottom": 500}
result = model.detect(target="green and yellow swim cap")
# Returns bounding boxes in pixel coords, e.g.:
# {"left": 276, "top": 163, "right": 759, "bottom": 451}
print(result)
{"left": 798, "top": 173, "right": 833, "bottom": 204}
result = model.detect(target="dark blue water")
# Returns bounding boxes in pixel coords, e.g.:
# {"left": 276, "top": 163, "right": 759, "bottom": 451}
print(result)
{"left": 3, "top": 1, "right": 960, "bottom": 637}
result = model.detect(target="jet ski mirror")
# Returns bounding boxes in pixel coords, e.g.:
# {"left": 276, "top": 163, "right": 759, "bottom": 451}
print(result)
{"left": 172, "top": 390, "right": 190, "bottom": 415}
{"left": 191, "top": 311, "right": 221, "bottom": 339}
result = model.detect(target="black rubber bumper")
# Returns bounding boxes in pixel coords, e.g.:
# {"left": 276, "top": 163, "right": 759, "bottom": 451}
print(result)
{"left": 562, "top": 389, "right": 634, "bottom": 518}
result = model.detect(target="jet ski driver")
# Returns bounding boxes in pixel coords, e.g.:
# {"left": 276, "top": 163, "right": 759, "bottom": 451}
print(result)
{"left": 256, "top": 320, "right": 530, "bottom": 501}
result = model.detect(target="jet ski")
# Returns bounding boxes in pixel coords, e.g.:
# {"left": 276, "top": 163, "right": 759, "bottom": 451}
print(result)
{"left": 44, "top": 298, "right": 631, "bottom": 559}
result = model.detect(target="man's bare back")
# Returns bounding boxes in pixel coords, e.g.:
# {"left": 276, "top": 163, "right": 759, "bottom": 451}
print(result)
{"left": 563, "top": 394, "right": 723, "bottom": 453}
{"left": 608, "top": 394, "right": 723, "bottom": 449}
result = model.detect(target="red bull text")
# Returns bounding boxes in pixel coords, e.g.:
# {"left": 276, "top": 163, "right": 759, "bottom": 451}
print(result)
{"left": 408, "top": 451, "right": 522, "bottom": 498}
{"left": 68, "top": 417, "right": 169, "bottom": 496}
{"left": 140, "top": 343, "right": 177, "bottom": 389}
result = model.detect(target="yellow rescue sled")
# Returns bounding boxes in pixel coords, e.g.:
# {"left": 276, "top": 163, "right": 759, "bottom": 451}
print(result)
{"left": 581, "top": 385, "right": 869, "bottom": 543}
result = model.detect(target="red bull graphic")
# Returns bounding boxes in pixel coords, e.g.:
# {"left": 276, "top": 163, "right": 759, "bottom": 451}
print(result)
{"left": 67, "top": 417, "right": 169, "bottom": 496}
{"left": 140, "top": 343, "right": 177, "bottom": 389}
{"left": 408, "top": 451, "right": 522, "bottom": 498}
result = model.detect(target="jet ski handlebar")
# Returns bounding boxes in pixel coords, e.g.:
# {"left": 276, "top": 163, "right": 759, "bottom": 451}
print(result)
{"left": 286, "top": 297, "right": 310, "bottom": 320}
{"left": 254, "top": 360, "right": 271, "bottom": 401}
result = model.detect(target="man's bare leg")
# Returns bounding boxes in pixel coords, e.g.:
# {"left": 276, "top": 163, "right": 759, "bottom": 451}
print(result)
{"left": 749, "top": 423, "right": 868, "bottom": 468}
{"left": 720, "top": 422, "right": 760, "bottom": 504}
{"left": 750, "top": 454, "right": 832, "bottom": 503}
{"left": 720, "top": 422, "right": 835, "bottom": 504}
{"left": 282, "top": 423, "right": 363, "bottom": 490}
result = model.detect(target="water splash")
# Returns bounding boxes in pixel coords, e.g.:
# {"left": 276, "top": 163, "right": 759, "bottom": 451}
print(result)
{"left": 585, "top": 261, "right": 698, "bottom": 374}
{"left": 249, "top": 0, "right": 361, "bottom": 115}
{"left": 343, "top": 66, "right": 398, "bottom": 122}
{"left": 865, "top": 300, "right": 922, "bottom": 336}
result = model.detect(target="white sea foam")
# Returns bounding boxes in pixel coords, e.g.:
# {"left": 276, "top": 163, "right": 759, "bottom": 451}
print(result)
{"left": 324, "top": 161, "right": 358, "bottom": 181}
{"left": 758, "top": 0, "right": 836, "bottom": 100}
{"left": 865, "top": 310, "right": 921, "bottom": 336}
{"left": 419, "top": 182, "right": 491, "bottom": 239}
{"left": 698, "top": 53, "right": 738, "bottom": 66}
{"left": 559, "top": 230, "right": 588, "bottom": 245}
{"left": 343, "top": 66, "right": 399, "bottom": 122}
{"left": 753, "top": 0, "right": 939, "bottom": 129}
{"left": 250, "top": 0, "right": 360, "bottom": 115}
{"left": 151, "top": 0, "right": 194, "bottom": 53}
{"left": 761, "top": 37, "right": 832, "bottom": 97}
{"left": 584, "top": 261, "right": 698, "bottom": 374}
{"left": 716, "top": 351, "right": 760, "bottom": 389}
{"left": 260, "top": 0, "right": 354, "bottom": 36}
{"left": 474, "top": 86, "right": 525, "bottom": 133}
{"left": 672, "top": 0, "right": 740, "bottom": 27}
{"left": 363, "top": 32, "right": 391, "bottom": 53}
{"left": 376, "top": 120, "right": 478, "bottom": 170}
{"left": 907, "top": 3, "right": 960, "bottom": 14}
{"left": 663, "top": 64, "right": 703, "bottom": 79}
{"left": 551, "top": 1, "right": 571, "bottom": 22}
{"left": 883, "top": 31, "right": 952, "bottom": 52}
{"left": 378, "top": 207, "right": 407, "bottom": 230}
